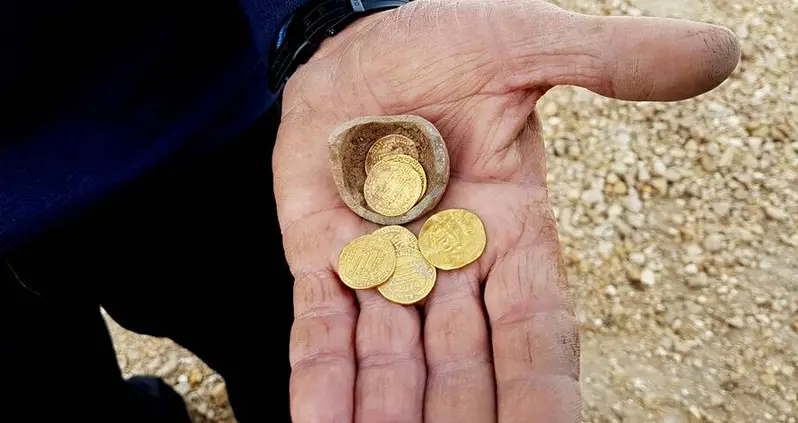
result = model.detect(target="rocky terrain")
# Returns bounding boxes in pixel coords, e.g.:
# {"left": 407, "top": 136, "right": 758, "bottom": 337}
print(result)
{"left": 106, "top": 0, "right": 798, "bottom": 421}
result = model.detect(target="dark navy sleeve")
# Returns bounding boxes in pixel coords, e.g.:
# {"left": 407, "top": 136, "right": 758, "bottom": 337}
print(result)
{"left": 237, "top": 0, "right": 311, "bottom": 59}
{"left": 0, "top": 0, "right": 311, "bottom": 254}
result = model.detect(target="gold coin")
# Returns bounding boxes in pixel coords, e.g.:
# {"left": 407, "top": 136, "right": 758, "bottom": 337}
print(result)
{"left": 372, "top": 225, "right": 419, "bottom": 251}
{"left": 377, "top": 248, "right": 437, "bottom": 305}
{"left": 338, "top": 234, "right": 397, "bottom": 289}
{"left": 365, "top": 134, "right": 419, "bottom": 174}
{"left": 381, "top": 154, "right": 427, "bottom": 201}
{"left": 418, "top": 209, "right": 487, "bottom": 270}
{"left": 363, "top": 160, "right": 423, "bottom": 217}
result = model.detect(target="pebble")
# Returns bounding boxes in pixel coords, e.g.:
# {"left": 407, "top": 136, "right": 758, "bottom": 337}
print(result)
{"left": 687, "top": 272, "right": 710, "bottom": 288}
{"left": 703, "top": 233, "right": 725, "bottom": 252}
{"left": 651, "top": 178, "right": 669, "bottom": 196}
{"left": 630, "top": 252, "right": 646, "bottom": 265}
{"left": 718, "top": 147, "right": 737, "bottom": 168}
{"left": 581, "top": 189, "right": 604, "bottom": 205}
{"left": 664, "top": 169, "right": 682, "bottom": 182}
{"left": 174, "top": 382, "right": 191, "bottom": 396}
{"left": 627, "top": 189, "right": 643, "bottom": 213}
{"left": 189, "top": 368, "right": 204, "bottom": 385}
{"left": 627, "top": 267, "right": 642, "bottom": 283}
{"left": 626, "top": 212, "right": 645, "bottom": 228}
{"left": 640, "top": 269, "right": 656, "bottom": 286}
{"left": 685, "top": 244, "right": 703, "bottom": 257}
{"left": 726, "top": 316, "right": 746, "bottom": 329}
{"left": 210, "top": 383, "right": 229, "bottom": 405}
{"left": 713, "top": 202, "right": 732, "bottom": 217}
{"left": 156, "top": 358, "right": 179, "bottom": 377}
{"left": 764, "top": 206, "right": 788, "bottom": 221}
{"left": 700, "top": 155, "right": 717, "bottom": 172}
{"left": 638, "top": 165, "right": 651, "bottom": 182}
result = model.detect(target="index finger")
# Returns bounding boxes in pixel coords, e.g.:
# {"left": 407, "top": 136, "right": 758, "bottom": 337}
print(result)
{"left": 276, "top": 106, "right": 363, "bottom": 423}
{"left": 287, "top": 210, "right": 362, "bottom": 423}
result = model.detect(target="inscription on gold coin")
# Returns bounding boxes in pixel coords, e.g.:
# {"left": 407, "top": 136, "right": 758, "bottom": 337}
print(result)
{"left": 365, "top": 134, "right": 420, "bottom": 174}
{"left": 363, "top": 161, "right": 423, "bottom": 217}
{"left": 418, "top": 209, "right": 486, "bottom": 270}
{"left": 372, "top": 225, "right": 419, "bottom": 252}
{"left": 381, "top": 154, "right": 427, "bottom": 201}
{"left": 377, "top": 248, "right": 437, "bottom": 305}
{"left": 338, "top": 234, "right": 397, "bottom": 289}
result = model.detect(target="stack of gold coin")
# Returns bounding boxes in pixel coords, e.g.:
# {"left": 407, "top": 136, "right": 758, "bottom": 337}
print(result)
{"left": 338, "top": 225, "right": 436, "bottom": 305}
{"left": 337, "top": 209, "right": 487, "bottom": 305}
{"left": 363, "top": 134, "right": 427, "bottom": 217}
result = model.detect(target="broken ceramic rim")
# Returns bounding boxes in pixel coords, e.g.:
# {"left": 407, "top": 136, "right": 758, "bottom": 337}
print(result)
{"left": 327, "top": 114, "right": 451, "bottom": 226}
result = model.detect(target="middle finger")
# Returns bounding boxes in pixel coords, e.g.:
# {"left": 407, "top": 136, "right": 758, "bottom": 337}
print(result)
{"left": 353, "top": 290, "right": 426, "bottom": 423}
{"left": 422, "top": 267, "right": 496, "bottom": 423}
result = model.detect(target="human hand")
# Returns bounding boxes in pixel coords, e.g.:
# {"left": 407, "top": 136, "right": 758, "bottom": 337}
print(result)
{"left": 274, "top": 1, "right": 739, "bottom": 422}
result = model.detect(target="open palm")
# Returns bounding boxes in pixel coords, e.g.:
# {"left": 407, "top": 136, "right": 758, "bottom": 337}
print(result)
{"left": 273, "top": 1, "right": 739, "bottom": 422}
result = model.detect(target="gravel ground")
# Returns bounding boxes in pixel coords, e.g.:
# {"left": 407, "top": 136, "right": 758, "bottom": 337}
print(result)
{"left": 106, "top": 0, "right": 798, "bottom": 421}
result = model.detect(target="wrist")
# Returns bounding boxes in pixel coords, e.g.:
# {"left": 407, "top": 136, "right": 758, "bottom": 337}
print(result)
{"left": 267, "top": 0, "right": 410, "bottom": 93}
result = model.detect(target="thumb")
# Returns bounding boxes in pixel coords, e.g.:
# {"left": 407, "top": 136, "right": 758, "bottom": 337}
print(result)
{"left": 498, "top": 3, "right": 741, "bottom": 101}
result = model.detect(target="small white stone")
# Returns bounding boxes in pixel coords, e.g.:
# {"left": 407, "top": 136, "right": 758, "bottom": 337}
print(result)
{"left": 664, "top": 169, "right": 682, "bottom": 182}
{"left": 630, "top": 252, "right": 646, "bottom": 265}
{"left": 626, "top": 189, "right": 643, "bottom": 213}
{"left": 174, "top": 382, "right": 191, "bottom": 396}
{"left": 685, "top": 263, "right": 699, "bottom": 275}
{"left": 765, "top": 206, "right": 788, "bottom": 221}
{"left": 626, "top": 212, "right": 645, "bottom": 228}
{"left": 608, "top": 204, "right": 624, "bottom": 217}
{"left": 640, "top": 269, "right": 656, "bottom": 286}
{"left": 712, "top": 202, "right": 732, "bottom": 217}
{"left": 581, "top": 189, "right": 604, "bottom": 205}
{"left": 726, "top": 316, "right": 745, "bottom": 328}
{"left": 638, "top": 165, "right": 651, "bottom": 182}
{"left": 654, "top": 160, "right": 667, "bottom": 175}
{"left": 599, "top": 241, "right": 614, "bottom": 257}
{"left": 703, "top": 233, "right": 725, "bottom": 252}
{"left": 686, "top": 244, "right": 704, "bottom": 257}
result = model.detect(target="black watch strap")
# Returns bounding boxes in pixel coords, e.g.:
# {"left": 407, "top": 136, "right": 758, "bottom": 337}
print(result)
{"left": 268, "top": 0, "right": 409, "bottom": 93}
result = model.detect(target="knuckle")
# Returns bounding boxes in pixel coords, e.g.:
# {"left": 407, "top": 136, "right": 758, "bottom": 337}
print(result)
{"left": 293, "top": 270, "right": 355, "bottom": 317}
{"left": 425, "top": 269, "right": 481, "bottom": 308}
{"left": 487, "top": 238, "right": 566, "bottom": 318}
{"left": 493, "top": 309, "right": 580, "bottom": 382}
{"left": 428, "top": 355, "right": 492, "bottom": 377}
{"left": 356, "top": 295, "right": 423, "bottom": 358}
{"left": 290, "top": 348, "right": 352, "bottom": 375}
{"left": 290, "top": 270, "right": 357, "bottom": 369}
{"left": 357, "top": 351, "right": 421, "bottom": 371}
{"left": 425, "top": 297, "right": 488, "bottom": 359}
{"left": 289, "top": 308, "right": 356, "bottom": 366}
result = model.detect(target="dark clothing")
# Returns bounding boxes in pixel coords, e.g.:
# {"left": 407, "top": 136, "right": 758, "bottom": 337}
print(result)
{"left": 2, "top": 0, "right": 309, "bottom": 421}
{"left": 1, "top": 106, "right": 293, "bottom": 422}
{"left": 1, "top": 0, "right": 306, "bottom": 252}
